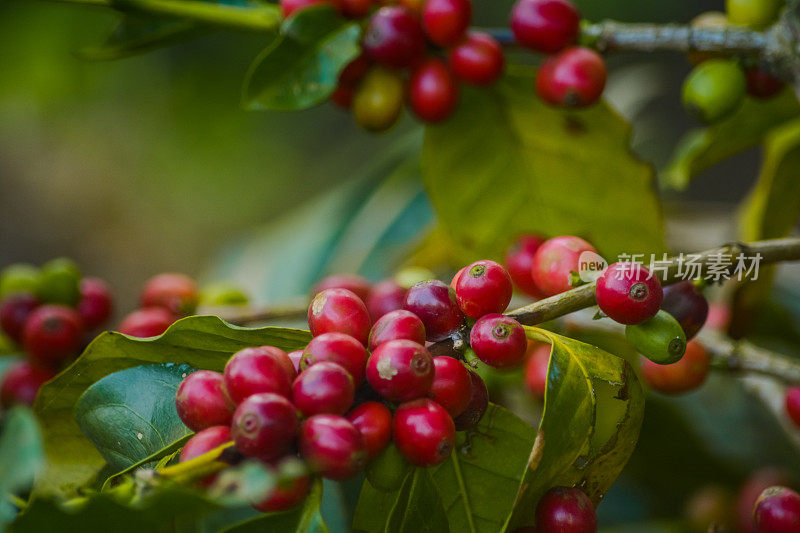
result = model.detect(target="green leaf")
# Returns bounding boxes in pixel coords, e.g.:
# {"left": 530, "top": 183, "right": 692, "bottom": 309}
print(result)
{"left": 243, "top": 5, "right": 362, "bottom": 111}
{"left": 221, "top": 479, "right": 328, "bottom": 532}
{"left": 101, "top": 434, "right": 192, "bottom": 491}
{"left": 0, "top": 407, "right": 44, "bottom": 528}
{"left": 422, "top": 72, "right": 665, "bottom": 263}
{"left": 33, "top": 315, "right": 310, "bottom": 498}
{"left": 79, "top": 15, "right": 208, "bottom": 60}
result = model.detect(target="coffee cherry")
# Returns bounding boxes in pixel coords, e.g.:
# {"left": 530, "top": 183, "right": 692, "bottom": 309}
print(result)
{"left": 363, "top": 6, "right": 425, "bottom": 68}
{"left": 449, "top": 31, "right": 504, "bottom": 86}
{"left": 524, "top": 342, "right": 550, "bottom": 400}
{"left": 176, "top": 370, "right": 234, "bottom": 431}
{"left": 224, "top": 346, "right": 294, "bottom": 403}
{"left": 726, "top": 0, "right": 782, "bottom": 28}
{"left": 746, "top": 66, "right": 784, "bottom": 99}
{"left": 0, "top": 263, "right": 41, "bottom": 299}
{"left": 331, "top": 55, "right": 372, "bottom": 109}
{"left": 365, "top": 279, "right": 406, "bottom": 321}
{"left": 595, "top": 263, "right": 662, "bottom": 325}
{"left": 470, "top": 314, "right": 527, "bottom": 368}
{"left": 280, "top": 0, "right": 335, "bottom": 17}
{"left": 450, "top": 266, "right": 467, "bottom": 290}
{"left": 347, "top": 400, "right": 392, "bottom": 459}
{"left": 37, "top": 258, "right": 81, "bottom": 307}
{"left": 505, "top": 234, "right": 546, "bottom": 298}
{"left": 640, "top": 340, "right": 709, "bottom": 394}
{"left": 352, "top": 67, "right": 405, "bottom": 132}
{"left": 77, "top": 277, "right": 113, "bottom": 330}
{"left": 0, "top": 295, "right": 39, "bottom": 342}
{"left": 536, "top": 46, "right": 607, "bottom": 108}
{"left": 510, "top": 0, "right": 580, "bottom": 54}
{"left": 660, "top": 281, "right": 709, "bottom": 340}
{"left": 403, "top": 280, "right": 465, "bottom": 341}
{"left": 737, "top": 468, "right": 794, "bottom": 533}
{"left": 394, "top": 398, "right": 455, "bottom": 467}
{"left": 785, "top": 387, "right": 800, "bottom": 428}
{"left": 311, "top": 273, "right": 372, "bottom": 302}
{"left": 430, "top": 356, "right": 472, "bottom": 417}
{"left": 141, "top": 273, "right": 199, "bottom": 316}
{"left": 180, "top": 426, "right": 232, "bottom": 462}
{"left": 531, "top": 236, "right": 597, "bottom": 297}
{"left": 369, "top": 310, "right": 426, "bottom": 351}
{"left": 422, "top": 0, "right": 471, "bottom": 47}
{"left": 340, "top": 0, "right": 373, "bottom": 18}
{"left": 301, "top": 332, "right": 368, "bottom": 385}
{"left": 0, "top": 361, "right": 55, "bottom": 408}
{"left": 308, "top": 288, "right": 371, "bottom": 346}
{"left": 288, "top": 350, "right": 303, "bottom": 374}
{"left": 453, "top": 369, "right": 488, "bottom": 430}
{"left": 299, "top": 414, "right": 366, "bottom": 479}
{"left": 254, "top": 458, "right": 311, "bottom": 512}
{"left": 22, "top": 305, "right": 84, "bottom": 368}
{"left": 455, "top": 260, "right": 513, "bottom": 319}
{"left": 682, "top": 60, "right": 746, "bottom": 123}
{"left": 366, "top": 442, "right": 411, "bottom": 491}
{"left": 753, "top": 486, "right": 800, "bottom": 533}
{"left": 408, "top": 58, "right": 460, "bottom": 123}
{"left": 626, "top": 310, "right": 687, "bottom": 365}
{"left": 231, "top": 392, "right": 298, "bottom": 461}
{"left": 198, "top": 282, "right": 249, "bottom": 307}
{"left": 366, "top": 339, "right": 434, "bottom": 402}
{"left": 534, "top": 486, "right": 597, "bottom": 533}
{"left": 292, "top": 361, "right": 355, "bottom": 417}
{"left": 117, "top": 307, "right": 174, "bottom": 338}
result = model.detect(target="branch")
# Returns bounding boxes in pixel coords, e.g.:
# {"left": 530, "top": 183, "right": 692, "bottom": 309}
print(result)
{"left": 700, "top": 329, "right": 800, "bottom": 384}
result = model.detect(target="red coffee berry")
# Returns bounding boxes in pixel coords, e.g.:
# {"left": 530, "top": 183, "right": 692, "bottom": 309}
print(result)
{"left": 422, "top": 0, "right": 471, "bottom": 46}
{"left": 0, "top": 361, "right": 55, "bottom": 408}
{"left": 403, "top": 280, "right": 465, "bottom": 341}
{"left": 366, "top": 339, "right": 434, "bottom": 402}
{"left": 470, "top": 314, "right": 527, "bottom": 368}
{"left": 536, "top": 46, "right": 607, "bottom": 108}
{"left": 534, "top": 486, "right": 597, "bottom": 533}
{"left": 786, "top": 387, "right": 800, "bottom": 428}
{"left": 737, "top": 469, "right": 794, "bottom": 533}
{"left": 292, "top": 361, "right": 355, "bottom": 417}
{"left": 77, "top": 277, "right": 113, "bottom": 330}
{"left": 224, "top": 346, "right": 294, "bottom": 403}
{"left": 660, "top": 280, "right": 709, "bottom": 340}
{"left": 363, "top": 6, "right": 426, "bottom": 68}
{"left": 0, "top": 294, "right": 39, "bottom": 342}
{"left": 505, "top": 234, "right": 546, "bottom": 298}
{"left": 311, "top": 273, "right": 372, "bottom": 302}
{"left": 299, "top": 414, "right": 366, "bottom": 479}
{"left": 524, "top": 342, "right": 550, "bottom": 400}
{"left": 365, "top": 279, "right": 406, "bottom": 321}
{"left": 430, "top": 356, "right": 472, "bottom": 417}
{"left": 640, "top": 340, "right": 710, "bottom": 395}
{"left": 449, "top": 31, "right": 504, "bottom": 86}
{"left": 455, "top": 260, "right": 513, "bottom": 319}
{"left": 22, "top": 305, "right": 84, "bottom": 368}
{"left": 453, "top": 369, "right": 488, "bottom": 430}
{"left": 451, "top": 266, "right": 467, "bottom": 289}
{"left": 175, "top": 370, "right": 234, "bottom": 432}
{"left": 346, "top": 400, "right": 392, "bottom": 459}
{"left": 408, "top": 58, "right": 460, "bottom": 123}
{"left": 753, "top": 486, "right": 800, "bottom": 533}
{"left": 595, "top": 262, "right": 662, "bottom": 325}
{"left": 332, "top": 55, "right": 373, "bottom": 109}
{"left": 369, "top": 310, "right": 426, "bottom": 351}
{"left": 117, "top": 307, "right": 175, "bottom": 338}
{"left": 340, "top": 0, "right": 373, "bottom": 18}
{"left": 180, "top": 425, "right": 232, "bottom": 462}
{"left": 301, "top": 332, "right": 368, "bottom": 385}
{"left": 510, "top": 0, "right": 580, "bottom": 54}
{"left": 254, "top": 459, "right": 311, "bottom": 512}
{"left": 231, "top": 392, "right": 298, "bottom": 461}
{"left": 140, "top": 273, "right": 198, "bottom": 316}
{"left": 531, "top": 236, "right": 597, "bottom": 297}
{"left": 746, "top": 67, "right": 784, "bottom": 99}
{"left": 288, "top": 349, "right": 303, "bottom": 374}
{"left": 308, "top": 288, "right": 371, "bottom": 346}
{"left": 394, "top": 398, "right": 455, "bottom": 467}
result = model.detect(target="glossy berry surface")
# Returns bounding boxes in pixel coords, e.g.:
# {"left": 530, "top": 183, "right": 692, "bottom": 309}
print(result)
{"left": 366, "top": 443, "right": 411, "bottom": 492}
{"left": 737, "top": 468, "right": 793, "bottom": 533}
{"left": 308, "top": 288, "right": 371, "bottom": 346}
{"left": 231, "top": 392, "right": 298, "bottom": 461}
{"left": 524, "top": 342, "right": 550, "bottom": 400}
{"left": 453, "top": 370, "right": 489, "bottom": 430}
{"left": 536, "top": 46, "right": 607, "bottom": 108}
{"left": 311, "top": 273, "right": 372, "bottom": 302}
{"left": 118, "top": 307, "right": 174, "bottom": 338}
{"left": 180, "top": 426, "right": 232, "bottom": 462}
{"left": 301, "top": 332, "right": 368, "bottom": 386}
{"left": 595, "top": 262, "right": 662, "bottom": 325}
{"left": 422, "top": 0, "right": 471, "bottom": 47}
{"left": 534, "top": 486, "right": 597, "bottom": 533}
{"left": 292, "top": 361, "right": 355, "bottom": 417}
{"left": 505, "top": 234, "right": 546, "bottom": 298}
{"left": 366, "top": 339, "right": 434, "bottom": 402}
{"left": 532, "top": 236, "right": 597, "bottom": 296}
{"left": 254, "top": 460, "right": 311, "bottom": 512}
{"left": 352, "top": 67, "right": 405, "bottom": 132}
{"left": 0, "top": 294, "right": 39, "bottom": 342}
{"left": 0, "top": 361, "right": 55, "bottom": 408}
{"left": 408, "top": 58, "right": 460, "bottom": 123}
{"left": 175, "top": 370, "right": 234, "bottom": 431}
{"left": 346, "top": 400, "right": 392, "bottom": 459}
{"left": 746, "top": 66, "right": 784, "bottom": 99}
{"left": 331, "top": 55, "right": 372, "bottom": 109}
{"left": 430, "top": 356, "right": 472, "bottom": 417}
{"left": 77, "top": 277, "right": 113, "bottom": 329}
{"left": 365, "top": 279, "right": 406, "bottom": 321}
{"left": 363, "top": 6, "right": 426, "bottom": 68}
{"left": 140, "top": 273, "right": 198, "bottom": 316}
{"left": 470, "top": 314, "right": 527, "bottom": 368}
{"left": 22, "top": 304, "right": 84, "bottom": 367}
{"left": 455, "top": 260, "right": 513, "bottom": 319}
{"left": 627, "top": 310, "right": 687, "bottom": 365}
{"left": 640, "top": 340, "right": 709, "bottom": 394}
{"left": 224, "top": 346, "right": 294, "bottom": 403}
{"left": 753, "top": 486, "right": 800, "bottom": 533}
{"left": 299, "top": 414, "right": 366, "bottom": 479}
{"left": 660, "top": 280, "right": 709, "bottom": 340}
{"left": 449, "top": 31, "right": 504, "bottom": 86}
{"left": 403, "top": 280, "right": 465, "bottom": 341}
{"left": 369, "top": 310, "right": 426, "bottom": 351}
{"left": 682, "top": 60, "right": 746, "bottom": 123}
{"left": 785, "top": 387, "right": 800, "bottom": 428}
{"left": 394, "top": 398, "right": 455, "bottom": 467}
{"left": 510, "top": 0, "right": 580, "bottom": 54}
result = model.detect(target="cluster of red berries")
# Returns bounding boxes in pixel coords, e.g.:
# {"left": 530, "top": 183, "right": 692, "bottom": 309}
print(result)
{"left": 116, "top": 273, "right": 200, "bottom": 339}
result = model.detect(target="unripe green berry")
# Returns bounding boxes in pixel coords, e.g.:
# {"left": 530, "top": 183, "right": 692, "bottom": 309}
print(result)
{"left": 682, "top": 60, "right": 746, "bottom": 123}
{"left": 366, "top": 442, "right": 412, "bottom": 492}
{"left": 37, "top": 258, "right": 81, "bottom": 306}
{"left": 352, "top": 67, "right": 404, "bottom": 133}
{"left": 726, "top": 0, "right": 782, "bottom": 28}
{"left": 199, "top": 281, "right": 250, "bottom": 306}
{"left": 625, "top": 309, "right": 687, "bottom": 364}
{"left": 0, "top": 264, "right": 42, "bottom": 299}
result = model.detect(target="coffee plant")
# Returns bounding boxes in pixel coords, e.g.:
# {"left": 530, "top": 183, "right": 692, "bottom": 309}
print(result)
{"left": 3, "top": 0, "right": 800, "bottom": 531}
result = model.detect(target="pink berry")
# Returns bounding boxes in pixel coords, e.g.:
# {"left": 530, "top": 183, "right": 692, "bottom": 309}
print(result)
{"left": 536, "top": 46, "right": 607, "bottom": 108}
{"left": 470, "top": 314, "right": 527, "bottom": 368}
{"left": 430, "top": 356, "right": 472, "bottom": 417}
{"left": 180, "top": 426, "right": 232, "bottom": 462}
{"left": 0, "top": 294, "right": 39, "bottom": 342}
{"left": 140, "top": 273, "right": 198, "bottom": 316}
{"left": 368, "top": 310, "right": 426, "bottom": 351}
{"left": 524, "top": 342, "right": 550, "bottom": 400}
{"left": 531, "top": 235, "right": 597, "bottom": 297}
{"left": 224, "top": 346, "right": 294, "bottom": 403}
{"left": 448, "top": 31, "right": 504, "bottom": 86}
{"left": 366, "top": 339, "right": 434, "bottom": 402}
{"left": 510, "top": 0, "right": 580, "bottom": 54}
{"left": 363, "top": 6, "right": 426, "bottom": 68}
{"left": 22, "top": 305, "right": 84, "bottom": 368}
{"left": 308, "top": 288, "right": 371, "bottom": 346}
{"left": 408, "top": 58, "right": 460, "bottom": 123}
{"left": 365, "top": 279, "right": 406, "bottom": 321}
{"left": 422, "top": 0, "right": 471, "bottom": 47}
{"left": 175, "top": 370, "right": 235, "bottom": 431}
{"left": 231, "top": 392, "right": 298, "bottom": 461}
{"left": 403, "top": 280, "right": 465, "bottom": 342}
{"left": 534, "top": 486, "right": 597, "bottom": 532}
{"left": 753, "top": 486, "right": 800, "bottom": 533}
{"left": 347, "top": 401, "right": 392, "bottom": 459}
{"left": 77, "top": 277, "right": 113, "bottom": 329}
{"left": 292, "top": 361, "right": 355, "bottom": 417}
{"left": 299, "top": 414, "right": 366, "bottom": 479}
{"left": 301, "top": 332, "right": 368, "bottom": 386}
{"left": 785, "top": 387, "right": 800, "bottom": 428}
{"left": 0, "top": 361, "right": 55, "bottom": 408}
{"left": 454, "top": 259, "right": 513, "bottom": 319}
{"left": 393, "top": 398, "right": 455, "bottom": 467}
{"left": 595, "top": 262, "right": 662, "bottom": 325}
{"left": 737, "top": 469, "right": 794, "bottom": 533}
{"left": 505, "top": 234, "right": 546, "bottom": 298}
